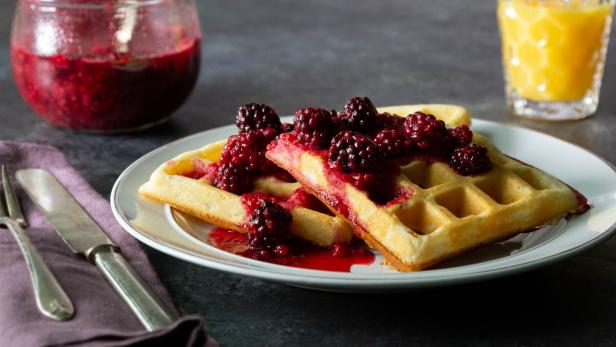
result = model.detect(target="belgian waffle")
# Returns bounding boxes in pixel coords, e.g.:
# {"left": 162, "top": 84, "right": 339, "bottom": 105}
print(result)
{"left": 266, "top": 130, "right": 584, "bottom": 271}
{"left": 139, "top": 139, "right": 353, "bottom": 246}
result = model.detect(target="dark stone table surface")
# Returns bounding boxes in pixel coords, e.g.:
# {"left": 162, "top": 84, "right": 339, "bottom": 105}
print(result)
{"left": 2, "top": 1, "right": 616, "bottom": 346}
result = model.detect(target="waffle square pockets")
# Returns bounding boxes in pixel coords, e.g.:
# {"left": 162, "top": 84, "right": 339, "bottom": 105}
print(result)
{"left": 267, "top": 131, "right": 583, "bottom": 271}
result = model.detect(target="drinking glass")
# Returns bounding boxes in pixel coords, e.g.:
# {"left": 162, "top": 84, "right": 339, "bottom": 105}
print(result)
{"left": 497, "top": 0, "right": 615, "bottom": 120}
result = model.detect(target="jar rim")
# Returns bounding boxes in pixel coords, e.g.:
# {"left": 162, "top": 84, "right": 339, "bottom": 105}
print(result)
{"left": 21, "top": 0, "right": 176, "bottom": 9}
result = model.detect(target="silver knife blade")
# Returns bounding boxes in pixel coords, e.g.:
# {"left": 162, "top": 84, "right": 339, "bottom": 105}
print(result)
{"left": 17, "top": 168, "right": 177, "bottom": 330}
{"left": 16, "top": 169, "right": 114, "bottom": 258}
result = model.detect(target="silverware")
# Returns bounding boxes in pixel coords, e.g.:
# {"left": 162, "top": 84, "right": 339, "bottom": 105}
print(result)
{"left": 17, "top": 168, "right": 178, "bottom": 331}
{"left": 0, "top": 165, "right": 74, "bottom": 320}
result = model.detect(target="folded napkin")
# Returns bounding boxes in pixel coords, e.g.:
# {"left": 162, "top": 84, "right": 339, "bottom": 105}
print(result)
{"left": 0, "top": 141, "right": 217, "bottom": 347}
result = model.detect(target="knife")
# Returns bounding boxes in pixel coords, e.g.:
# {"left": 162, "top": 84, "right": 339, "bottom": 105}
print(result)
{"left": 16, "top": 168, "right": 178, "bottom": 331}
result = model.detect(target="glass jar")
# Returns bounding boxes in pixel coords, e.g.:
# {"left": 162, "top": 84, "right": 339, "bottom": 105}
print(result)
{"left": 11, "top": 0, "right": 201, "bottom": 132}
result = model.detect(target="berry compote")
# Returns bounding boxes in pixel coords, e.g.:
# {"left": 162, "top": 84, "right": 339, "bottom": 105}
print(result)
{"left": 205, "top": 191, "right": 374, "bottom": 271}
{"left": 208, "top": 227, "right": 375, "bottom": 272}
{"left": 10, "top": 0, "right": 201, "bottom": 132}
{"left": 269, "top": 97, "right": 494, "bottom": 208}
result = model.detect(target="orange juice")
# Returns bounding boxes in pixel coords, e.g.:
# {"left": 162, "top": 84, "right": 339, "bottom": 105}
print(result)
{"left": 498, "top": 0, "right": 614, "bottom": 102}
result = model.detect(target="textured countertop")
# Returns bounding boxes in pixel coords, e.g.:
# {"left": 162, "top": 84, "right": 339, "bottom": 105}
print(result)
{"left": 2, "top": 1, "right": 616, "bottom": 346}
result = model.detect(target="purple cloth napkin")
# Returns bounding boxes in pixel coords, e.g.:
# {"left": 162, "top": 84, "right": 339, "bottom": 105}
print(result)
{"left": 0, "top": 140, "right": 217, "bottom": 347}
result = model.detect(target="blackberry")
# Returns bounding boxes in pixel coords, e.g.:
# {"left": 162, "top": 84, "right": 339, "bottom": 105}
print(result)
{"left": 332, "top": 112, "right": 349, "bottom": 132}
{"left": 447, "top": 125, "right": 473, "bottom": 148}
{"left": 241, "top": 192, "right": 272, "bottom": 210}
{"left": 449, "top": 144, "right": 492, "bottom": 176}
{"left": 377, "top": 112, "right": 405, "bottom": 130}
{"left": 220, "top": 132, "right": 264, "bottom": 174}
{"left": 256, "top": 127, "right": 281, "bottom": 174}
{"left": 236, "top": 103, "right": 281, "bottom": 133}
{"left": 220, "top": 130, "right": 278, "bottom": 175}
{"left": 403, "top": 112, "right": 449, "bottom": 152}
{"left": 341, "top": 96, "right": 378, "bottom": 133}
{"left": 293, "top": 107, "right": 336, "bottom": 149}
{"left": 374, "top": 128, "right": 413, "bottom": 159}
{"left": 259, "top": 126, "right": 280, "bottom": 144}
{"left": 213, "top": 162, "right": 253, "bottom": 194}
{"left": 247, "top": 199, "right": 292, "bottom": 254}
{"left": 328, "top": 131, "right": 382, "bottom": 173}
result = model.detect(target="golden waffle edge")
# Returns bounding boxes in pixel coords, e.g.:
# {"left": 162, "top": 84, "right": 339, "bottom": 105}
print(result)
{"left": 139, "top": 139, "right": 353, "bottom": 247}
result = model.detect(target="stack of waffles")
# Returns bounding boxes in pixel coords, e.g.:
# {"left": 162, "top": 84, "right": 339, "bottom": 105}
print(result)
{"left": 140, "top": 100, "right": 586, "bottom": 271}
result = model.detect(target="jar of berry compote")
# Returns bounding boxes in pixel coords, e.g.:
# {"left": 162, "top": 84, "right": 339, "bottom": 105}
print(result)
{"left": 10, "top": 0, "right": 201, "bottom": 132}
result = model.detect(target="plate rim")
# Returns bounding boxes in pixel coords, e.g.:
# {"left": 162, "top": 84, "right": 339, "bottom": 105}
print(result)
{"left": 110, "top": 118, "right": 616, "bottom": 288}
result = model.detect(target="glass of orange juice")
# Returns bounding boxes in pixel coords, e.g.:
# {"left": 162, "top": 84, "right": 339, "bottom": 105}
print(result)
{"left": 498, "top": 0, "right": 615, "bottom": 120}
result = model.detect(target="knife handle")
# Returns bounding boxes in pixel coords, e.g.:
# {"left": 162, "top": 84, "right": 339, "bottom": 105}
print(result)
{"left": 4, "top": 219, "right": 74, "bottom": 320}
{"left": 92, "top": 246, "right": 178, "bottom": 331}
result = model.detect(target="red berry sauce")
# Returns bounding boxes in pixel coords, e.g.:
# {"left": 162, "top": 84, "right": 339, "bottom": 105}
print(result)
{"left": 180, "top": 159, "right": 216, "bottom": 180}
{"left": 11, "top": 38, "right": 200, "bottom": 131}
{"left": 208, "top": 227, "right": 375, "bottom": 272}
{"left": 282, "top": 188, "right": 334, "bottom": 215}
{"left": 573, "top": 190, "right": 591, "bottom": 215}
{"left": 240, "top": 192, "right": 276, "bottom": 213}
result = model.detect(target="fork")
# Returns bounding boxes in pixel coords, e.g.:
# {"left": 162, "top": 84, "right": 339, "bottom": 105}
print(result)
{"left": 0, "top": 165, "right": 74, "bottom": 320}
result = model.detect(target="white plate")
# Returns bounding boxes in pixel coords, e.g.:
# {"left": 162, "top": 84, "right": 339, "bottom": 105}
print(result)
{"left": 111, "top": 119, "right": 616, "bottom": 292}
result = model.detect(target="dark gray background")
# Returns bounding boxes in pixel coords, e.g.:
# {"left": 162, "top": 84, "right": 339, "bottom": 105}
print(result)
{"left": 2, "top": 1, "right": 616, "bottom": 346}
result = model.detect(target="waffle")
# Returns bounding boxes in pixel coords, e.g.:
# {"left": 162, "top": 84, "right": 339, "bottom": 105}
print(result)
{"left": 266, "top": 131, "right": 583, "bottom": 271}
{"left": 139, "top": 139, "right": 353, "bottom": 247}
